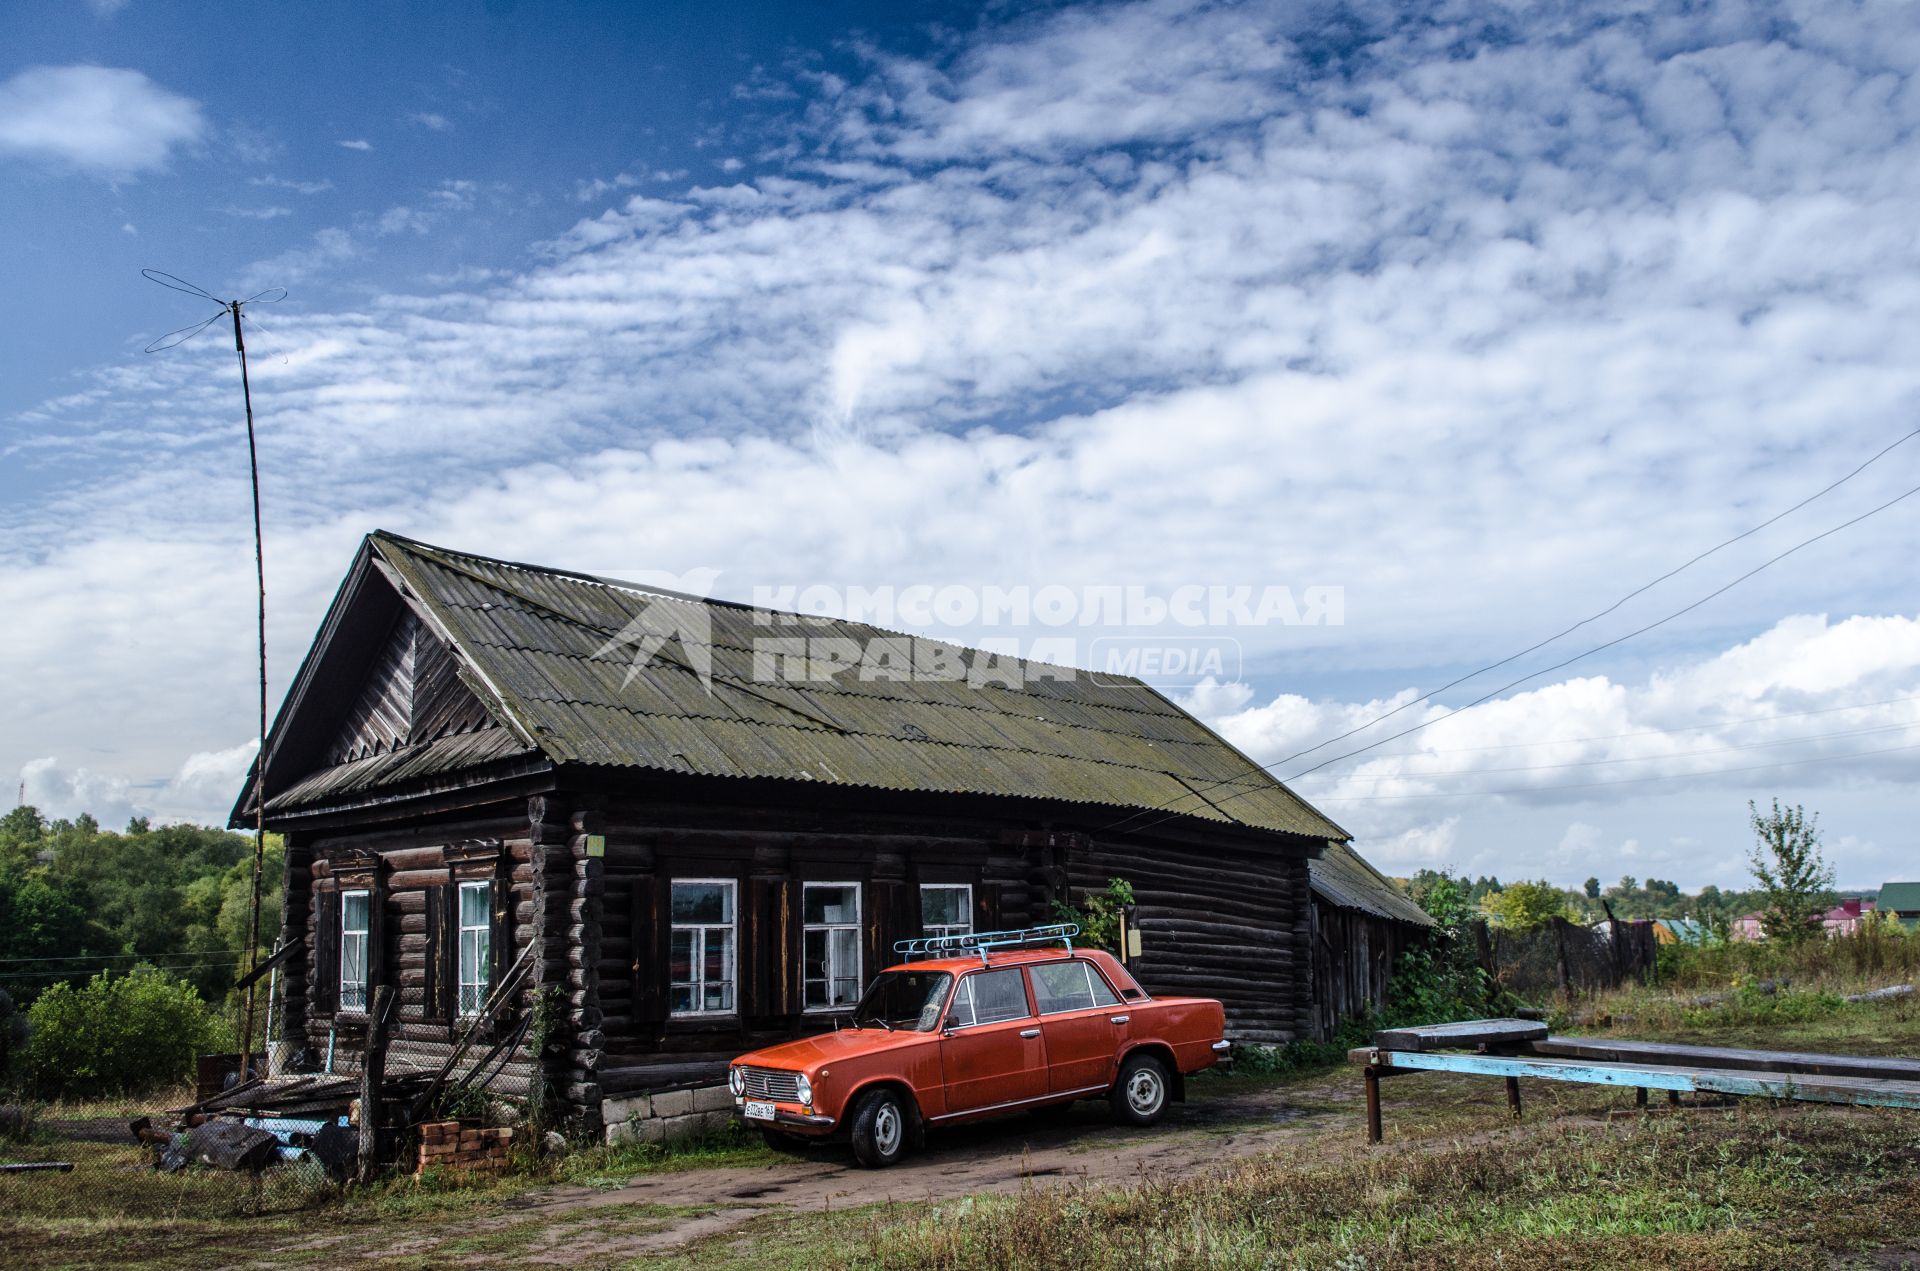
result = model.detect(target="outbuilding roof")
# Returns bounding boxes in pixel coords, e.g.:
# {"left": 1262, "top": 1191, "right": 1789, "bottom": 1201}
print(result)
{"left": 1307, "top": 841, "right": 1434, "bottom": 927}
{"left": 244, "top": 532, "right": 1348, "bottom": 844}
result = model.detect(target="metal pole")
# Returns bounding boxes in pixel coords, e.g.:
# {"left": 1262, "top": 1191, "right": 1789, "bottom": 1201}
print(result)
{"left": 1364, "top": 1065, "right": 1383, "bottom": 1143}
{"left": 233, "top": 299, "right": 269, "bottom": 1085}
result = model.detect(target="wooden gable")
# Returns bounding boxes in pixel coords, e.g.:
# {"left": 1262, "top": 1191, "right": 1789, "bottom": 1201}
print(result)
{"left": 323, "top": 609, "right": 497, "bottom": 767}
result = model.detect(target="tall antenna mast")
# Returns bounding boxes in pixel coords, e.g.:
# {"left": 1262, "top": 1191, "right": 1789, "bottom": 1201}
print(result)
{"left": 143, "top": 270, "right": 285, "bottom": 1084}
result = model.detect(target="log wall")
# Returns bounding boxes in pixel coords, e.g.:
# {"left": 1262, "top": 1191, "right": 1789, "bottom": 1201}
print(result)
{"left": 1069, "top": 835, "right": 1314, "bottom": 1044}
{"left": 280, "top": 778, "right": 1332, "bottom": 1130}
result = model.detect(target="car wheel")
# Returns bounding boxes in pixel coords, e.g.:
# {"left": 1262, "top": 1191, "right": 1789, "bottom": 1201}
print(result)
{"left": 1110, "top": 1053, "right": 1171, "bottom": 1127}
{"left": 848, "top": 1087, "right": 912, "bottom": 1169}
{"left": 760, "top": 1129, "right": 812, "bottom": 1154}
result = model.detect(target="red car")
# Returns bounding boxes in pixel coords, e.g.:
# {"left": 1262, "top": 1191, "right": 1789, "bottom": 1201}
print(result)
{"left": 728, "top": 925, "right": 1230, "bottom": 1167}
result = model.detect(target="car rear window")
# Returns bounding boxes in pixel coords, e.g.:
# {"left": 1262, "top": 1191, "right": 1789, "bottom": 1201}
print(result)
{"left": 1030, "top": 960, "right": 1121, "bottom": 1014}
{"left": 947, "top": 967, "right": 1031, "bottom": 1027}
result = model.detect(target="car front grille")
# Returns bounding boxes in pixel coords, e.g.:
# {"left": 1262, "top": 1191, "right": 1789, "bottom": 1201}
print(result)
{"left": 739, "top": 1067, "right": 802, "bottom": 1102}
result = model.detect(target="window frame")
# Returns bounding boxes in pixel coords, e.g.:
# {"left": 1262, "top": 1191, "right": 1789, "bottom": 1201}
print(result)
{"left": 1030, "top": 958, "right": 1122, "bottom": 1016}
{"left": 668, "top": 877, "right": 739, "bottom": 1018}
{"left": 456, "top": 879, "right": 492, "bottom": 1018}
{"left": 801, "top": 880, "right": 863, "bottom": 1013}
{"left": 943, "top": 966, "right": 1033, "bottom": 1030}
{"left": 918, "top": 882, "right": 974, "bottom": 940}
{"left": 339, "top": 887, "right": 371, "bottom": 1015}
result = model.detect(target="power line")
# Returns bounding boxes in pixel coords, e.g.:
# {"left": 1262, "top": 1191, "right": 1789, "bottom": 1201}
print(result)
{"left": 0, "top": 950, "right": 251, "bottom": 965}
{"left": 1309, "top": 737, "right": 1920, "bottom": 803}
{"left": 1293, "top": 716, "right": 1920, "bottom": 784}
{"left": 1281, "top": 478, "right": 1920, "bottom": 785}
{"left": 1307, "top": 691, "right": 1920, "bottom": 759}
{"left": 1097, "top": 440, "right": 1920, "bottom": 837}
{"left": 1268, "top": 423, "right": 1920, "bottom": 773}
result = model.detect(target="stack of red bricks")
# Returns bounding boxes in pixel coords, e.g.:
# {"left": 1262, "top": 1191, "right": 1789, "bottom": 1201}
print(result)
{"left": 416, "top": 1120, "right": 516, "bottom": 1174}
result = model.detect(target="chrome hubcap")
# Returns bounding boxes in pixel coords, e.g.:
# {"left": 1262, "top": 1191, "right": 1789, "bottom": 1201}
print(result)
{"left": 1127, "top": 1070, "right": 1164, "bottom": 1114}
{"left": 874, "top": 1102, "right": 902, "bottom": 1154}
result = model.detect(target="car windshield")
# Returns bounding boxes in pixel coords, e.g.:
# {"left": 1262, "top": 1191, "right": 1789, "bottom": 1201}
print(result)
{"left": 852, "top": 970, "right": 953, "bottom": 1032}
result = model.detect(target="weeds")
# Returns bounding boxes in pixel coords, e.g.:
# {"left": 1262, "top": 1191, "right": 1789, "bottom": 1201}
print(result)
{"left": 847, "top": 1109, "right": 1920, "bottom": 1271}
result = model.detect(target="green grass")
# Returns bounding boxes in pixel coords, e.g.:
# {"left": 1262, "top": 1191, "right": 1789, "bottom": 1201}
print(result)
{"left": 662, "top": 1108, "right": 1920, "bottom": 1271}
{"left": 559, "top": 1119, "right": 778, "bottom": 1187}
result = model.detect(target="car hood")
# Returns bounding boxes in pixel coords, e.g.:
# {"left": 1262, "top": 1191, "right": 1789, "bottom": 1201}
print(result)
{"left": 734, "top": 1026, "right": 931, "bottom": 1072}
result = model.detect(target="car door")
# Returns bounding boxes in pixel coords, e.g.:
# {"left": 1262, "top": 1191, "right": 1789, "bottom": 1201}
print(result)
{"left": 1028, "top": 959, "right": 1128, "bottom": 1094}
{"left": 938, "top": 966, "right": 1047, "bottom": 1115}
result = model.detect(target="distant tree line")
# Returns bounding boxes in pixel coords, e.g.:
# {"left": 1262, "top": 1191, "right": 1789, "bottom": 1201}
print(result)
{"left": 1400, "top": 799, "right": 1849, "bottom": 943}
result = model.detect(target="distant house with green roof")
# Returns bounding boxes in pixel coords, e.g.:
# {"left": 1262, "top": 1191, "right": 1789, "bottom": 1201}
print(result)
{"left": 1653, "top": 917, "right": 1708, "bottom": 946}
{"left": 1879, "top": 882, "right": 1920, "bottom": 928}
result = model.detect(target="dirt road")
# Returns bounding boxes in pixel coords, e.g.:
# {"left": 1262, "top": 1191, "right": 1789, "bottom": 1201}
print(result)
{"left": 481, "top": 1076, "right": 1358, "bottom": 1261}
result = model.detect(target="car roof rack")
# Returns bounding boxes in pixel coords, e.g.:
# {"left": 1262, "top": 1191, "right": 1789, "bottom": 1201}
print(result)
{"left": 893, "top": 923, "right": 1080, "bottom": 965}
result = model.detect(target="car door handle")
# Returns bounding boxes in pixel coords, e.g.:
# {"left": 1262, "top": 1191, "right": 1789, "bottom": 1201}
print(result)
{"left": 1109, "top": 1015, "right": 1130, "bottom": 1025}
{"left": 1019, "top": 1028, "right": 1041, "bottom": 1039}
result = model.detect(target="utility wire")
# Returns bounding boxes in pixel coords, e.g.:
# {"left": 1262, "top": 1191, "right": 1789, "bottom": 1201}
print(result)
{"left": 1293, "top": 716, "right": 1920, "bottom": 784}
{"left": 1269, "top": 423, "right": 1920, "bottom": 774}
{"left": 1313, "top": 690, "right": 1920, "bottom": 758}
{"left": 1099, "top": 461, "right": 1920, "bottom": 837}
{"left": 1309, "top": 737, "right": 1920, "bottom": 802}
{"left": 1280, "top": 479, "right": 1920, "bottom": 785}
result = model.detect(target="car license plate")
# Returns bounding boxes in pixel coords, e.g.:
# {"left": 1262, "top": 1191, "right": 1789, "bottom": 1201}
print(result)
{"left": 743, "top": 1100, "right": 776, "bottom": 1121}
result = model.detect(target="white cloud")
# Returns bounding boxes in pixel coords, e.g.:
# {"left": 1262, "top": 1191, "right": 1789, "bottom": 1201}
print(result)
{"left": 10, "top": 0, "right": 1920, "bottom": 885}
{"left": 19, "top": 740, "right": 255, "bottom": 827}
{"left": 250, "top": 174, "right": 333, "bottom": 195}
{"left": 85, "top": 0, "right": 129, "bottom": 17}
{"left": 337, "top": 138, "right": 372, "bottom": 151}
{"left": 406, "top": 112, "right": 452, "bottom": 132}
{"left": 0, "top": 65, "right": 205, "bottom": 177}
{"left": 219, "top": 204, "right": 292, "bottom": 220}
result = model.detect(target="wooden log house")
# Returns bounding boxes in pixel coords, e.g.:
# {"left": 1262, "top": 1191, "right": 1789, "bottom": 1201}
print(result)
{"left": 236, "top": 533, "right": 1425, "bottom": 1138}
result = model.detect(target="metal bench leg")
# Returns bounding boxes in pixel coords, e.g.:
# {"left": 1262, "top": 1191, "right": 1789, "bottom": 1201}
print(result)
{"left": 1365, "top": 1066, "right": 1383, "bottom": 1143}
{"left": 1505, "top": 1075, "right": 1522, "bottom": 1118}
{"left": 1635, "top": 1086, "right": 1648, "bottom": 1108}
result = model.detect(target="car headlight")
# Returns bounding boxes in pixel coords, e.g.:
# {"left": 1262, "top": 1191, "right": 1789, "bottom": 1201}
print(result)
{"left": 728, "top": 1066, "right": 746, "bottom": 1097}
{"left": 795, "top": 1073, "right": 813, "bottom": 1106}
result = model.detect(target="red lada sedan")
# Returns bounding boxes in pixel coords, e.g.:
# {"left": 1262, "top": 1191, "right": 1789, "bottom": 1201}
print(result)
{"left": 729, "top": 926, "right": 1230, "bottom": 1167}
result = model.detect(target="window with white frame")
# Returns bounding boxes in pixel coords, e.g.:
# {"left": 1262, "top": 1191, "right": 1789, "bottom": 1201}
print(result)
{"left": 670, "top": 879, "right": 736, "bottom": 1015}
{"left": 457, "top": 880, "right": 492, "bottom": 1016}
{"left": 803, "top": 882, "right": 861, "bottom": 1010}
{"left": 340, "top": 889, "right": 370, "bottom": 1012}
{"left": 920, "top": 883, "right": 973, "bottom": 940}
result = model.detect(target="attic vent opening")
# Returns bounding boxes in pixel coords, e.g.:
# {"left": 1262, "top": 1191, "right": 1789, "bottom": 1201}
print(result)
{"left": 899, "top": 723, "right": 930, "bottom": 742}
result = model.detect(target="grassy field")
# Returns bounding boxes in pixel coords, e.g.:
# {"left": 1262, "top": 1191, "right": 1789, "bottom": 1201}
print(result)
{"left": 6, "top": 972, "right": 1919, "bottom": 1270}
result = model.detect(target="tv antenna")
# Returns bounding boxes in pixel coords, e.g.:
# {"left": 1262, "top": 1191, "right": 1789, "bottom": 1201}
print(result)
{"left": 142, "top": 269, "right": 286, "bottom": 1084}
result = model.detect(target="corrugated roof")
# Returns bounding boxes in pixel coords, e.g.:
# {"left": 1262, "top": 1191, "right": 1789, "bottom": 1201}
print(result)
{"left": 283, "top": 531, "right": 1347, "bottom": 842}
{"left": 1308, "top": 842, "right": 1434, "bottom": 926}
{"left": 1879, "top": 882, "right": 1920, "bottom": 914}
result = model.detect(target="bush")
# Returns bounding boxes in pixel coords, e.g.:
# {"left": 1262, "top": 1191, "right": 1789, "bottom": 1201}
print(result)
{"left": 17, "top": 965, "right": 224, "bottom": 1100}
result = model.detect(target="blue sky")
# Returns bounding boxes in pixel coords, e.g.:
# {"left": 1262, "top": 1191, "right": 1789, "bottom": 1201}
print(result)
{"left": 3, "top": 0, "right": 1918, "bottom": 892}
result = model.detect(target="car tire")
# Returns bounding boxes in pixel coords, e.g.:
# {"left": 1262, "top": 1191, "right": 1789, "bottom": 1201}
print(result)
{"left": 1110, "top": 1052, "right": 1171, "bottom": 1127}
{"left": 848, "top": 1087, "right": 912, "bottom": 1169}
{"left": 760, "top": 1129, "right": 812, "bottom": 1154}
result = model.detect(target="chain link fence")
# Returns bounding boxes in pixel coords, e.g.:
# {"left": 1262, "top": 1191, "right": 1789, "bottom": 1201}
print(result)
{"left": 1475, "top": 916, "right": 1658, "bottom": 999}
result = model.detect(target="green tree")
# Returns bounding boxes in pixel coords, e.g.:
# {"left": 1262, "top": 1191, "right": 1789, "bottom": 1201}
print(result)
{"left": 18, "top": 965, "right": 223, "bottom": 1099}
{"left": 1583, "top": 877, "right": 1601, "bottom": 899}
{"left": 1747, "top": 798, "right": 1834, "bottom": 945}
{"left": 1481, "top": 880, "right": 1572, "bottom": 932}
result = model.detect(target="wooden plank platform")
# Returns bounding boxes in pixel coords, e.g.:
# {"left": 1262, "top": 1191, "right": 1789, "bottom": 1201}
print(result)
{"left": 1372, "top": 1018, "right": 1548, "bottom": 1052}
{"left": 1529, "top": 1036, "right": 1920, "bottom": 1084}
{"left": 1368, "top": 1048, "right": 1920, "bottom": 1111}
